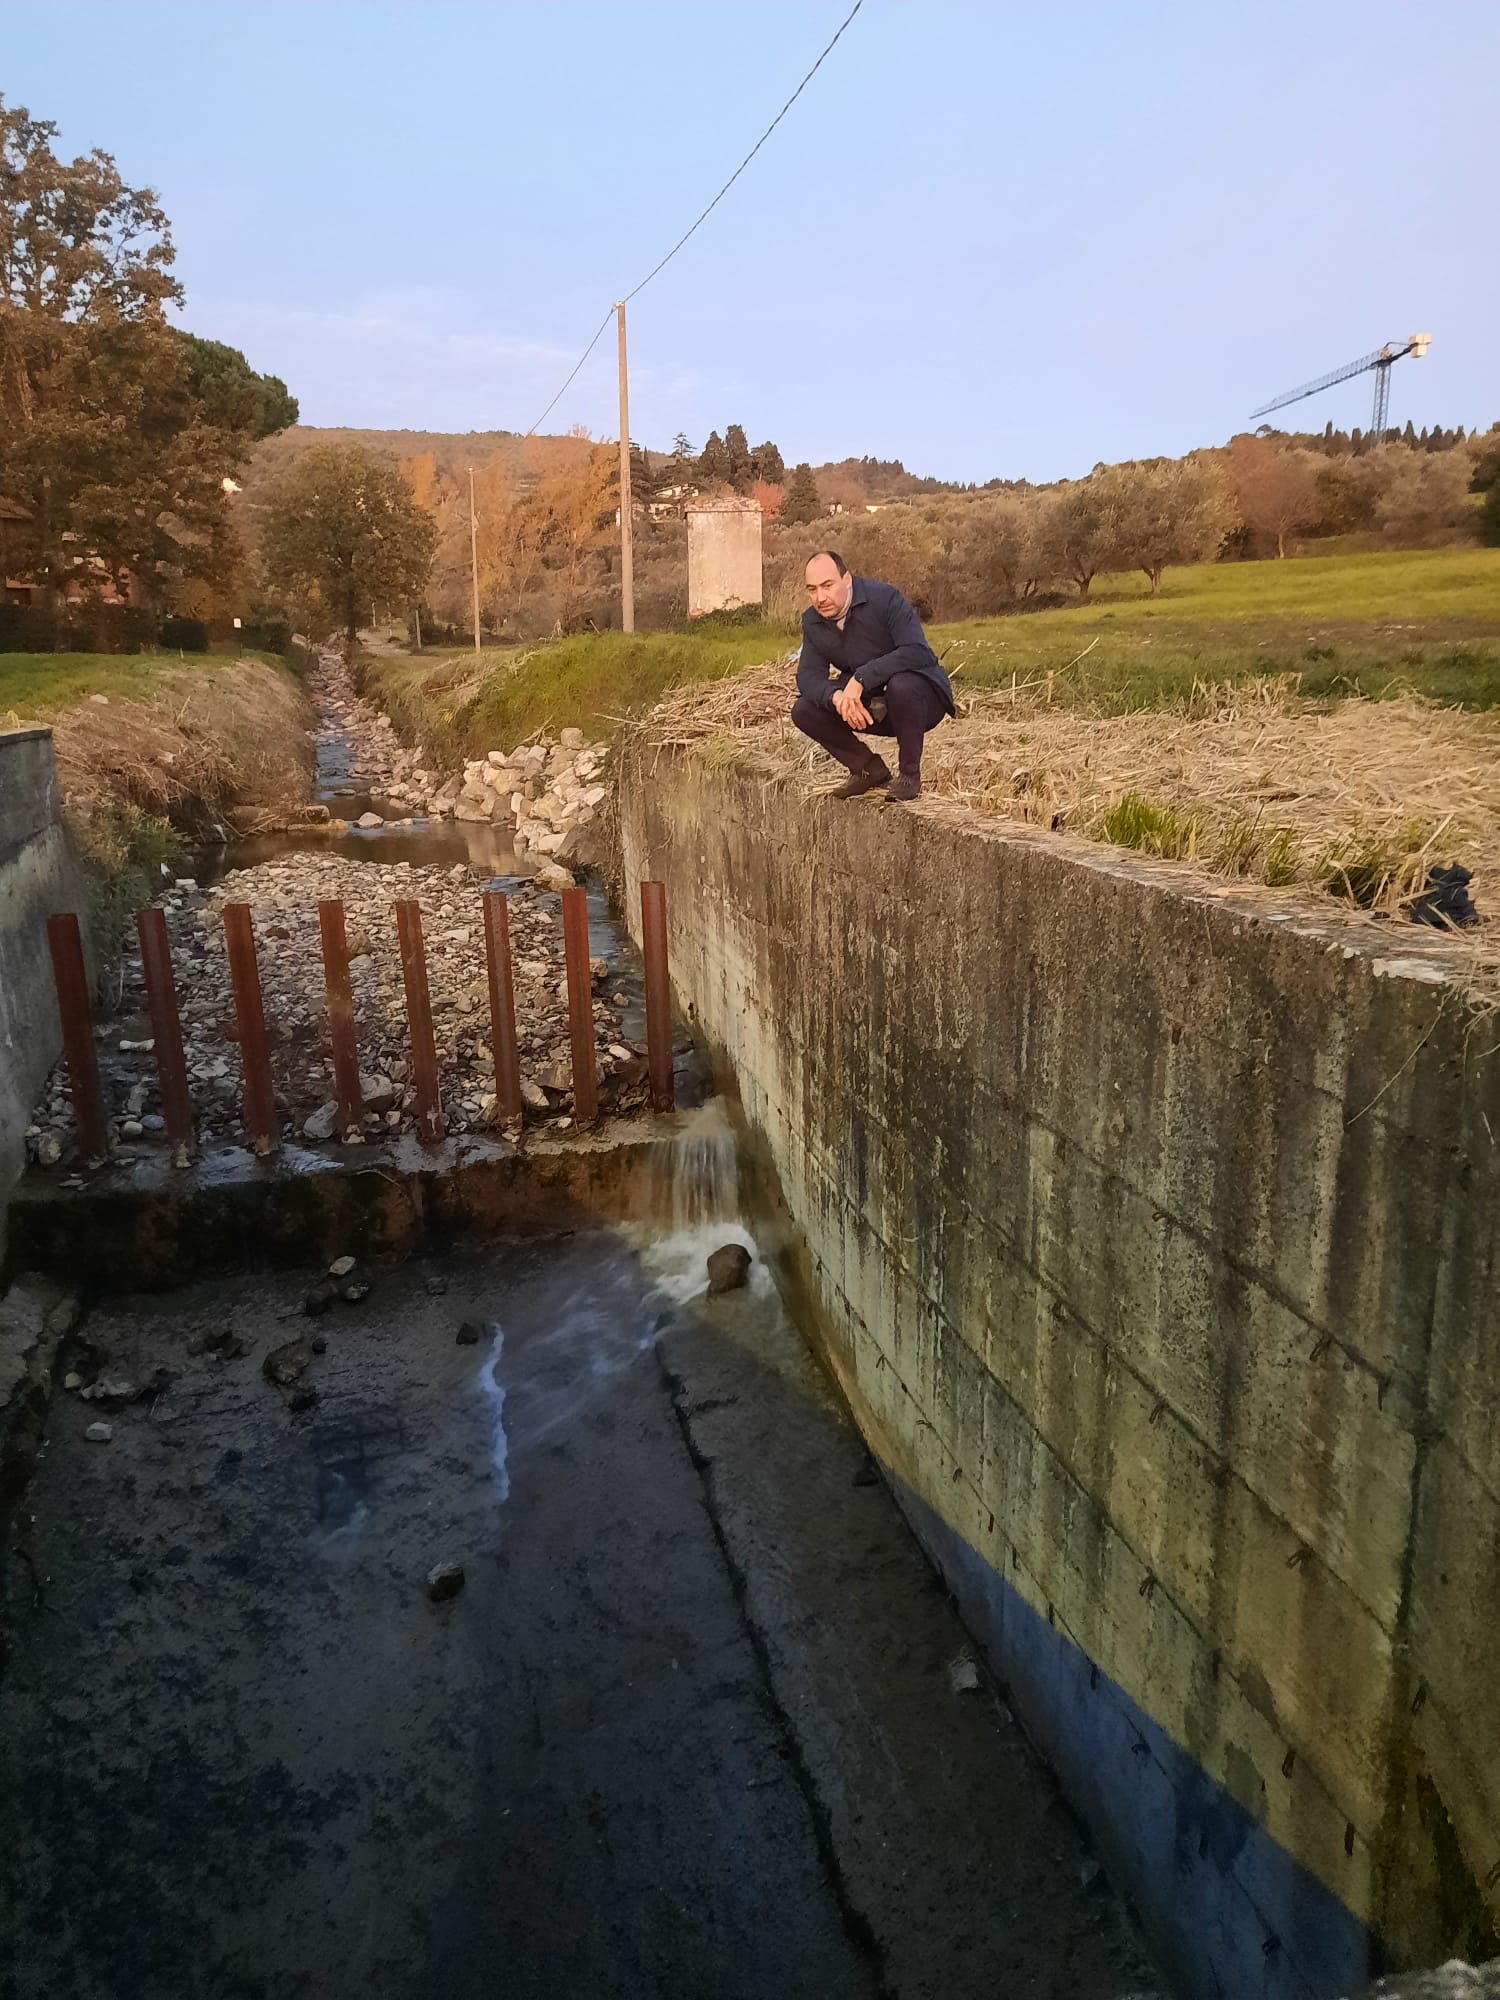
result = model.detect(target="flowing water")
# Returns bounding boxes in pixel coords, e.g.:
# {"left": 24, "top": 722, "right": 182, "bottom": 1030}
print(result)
{"left": 195, "top": 677, "right": 532, "bottom": 882}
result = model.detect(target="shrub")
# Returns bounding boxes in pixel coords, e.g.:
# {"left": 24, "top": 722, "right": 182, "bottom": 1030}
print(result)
{"left": 158, "top": 615, "right": 209, "bottom": 652}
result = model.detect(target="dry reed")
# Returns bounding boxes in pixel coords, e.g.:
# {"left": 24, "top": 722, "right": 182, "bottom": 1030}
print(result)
{"left": 642, "top": 658, "right": 1500, "bottom": 1002}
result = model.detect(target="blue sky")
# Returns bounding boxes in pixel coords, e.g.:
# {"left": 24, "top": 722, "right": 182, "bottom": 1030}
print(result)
{"left": 5, "top": 1, "right": 1497, "bottom": 482}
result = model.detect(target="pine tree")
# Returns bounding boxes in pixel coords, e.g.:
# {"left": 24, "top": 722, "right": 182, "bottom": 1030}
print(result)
{"left": 670, "top": 431, "right": 694, "bottom": 467}
{"left": 697, "top": 429, "right": 730, "bottom": 485}
{"left": 781, "top": 463, "right": 822, "bottom": 525}
{"left": 1402, "top": 420, "right": 1417, "bottom": 449}
{"left": 749, "top": 440, "right": 785, "bottom": 485}
{"left": 724, "top": 423, "right": 751, "bottom": 490}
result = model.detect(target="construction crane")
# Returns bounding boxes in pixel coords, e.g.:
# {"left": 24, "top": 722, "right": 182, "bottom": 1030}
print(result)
{"left": 1252, "top": 333, "right": 1432, "bottom": 437}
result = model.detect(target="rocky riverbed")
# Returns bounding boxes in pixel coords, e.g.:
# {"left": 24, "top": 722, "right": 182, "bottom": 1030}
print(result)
{"left": 26, "top": 858, "right": 650, "bottom": 1166}
{"left": 24, "top": 649, "right": 638, "bottom": 1169}
{"left": 309, "top": 651, "right": 611, "bottom": 874}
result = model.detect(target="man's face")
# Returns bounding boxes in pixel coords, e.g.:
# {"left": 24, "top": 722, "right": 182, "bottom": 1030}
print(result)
{"left": 805, "top": 557, "right": 850, "bottom": 621}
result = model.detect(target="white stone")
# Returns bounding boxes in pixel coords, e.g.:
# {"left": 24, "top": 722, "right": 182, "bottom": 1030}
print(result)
{"left": 560, "top": 727, "right": 585, "bottom": 749}
{"left": 357, "top": 811, "right": 384, "bottom": 829}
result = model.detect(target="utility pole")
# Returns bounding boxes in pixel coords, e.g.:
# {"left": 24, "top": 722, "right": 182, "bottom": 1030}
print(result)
{"left": 616, "top": 301, "right": 634, "bottom": 634}
{"left": 468, "top": 464, "right": 481, "bottom": 654}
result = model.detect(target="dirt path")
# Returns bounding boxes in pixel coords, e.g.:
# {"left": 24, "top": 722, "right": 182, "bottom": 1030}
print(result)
{"left": 0, "top": 1230, "right": 1161, "bottom": 1999}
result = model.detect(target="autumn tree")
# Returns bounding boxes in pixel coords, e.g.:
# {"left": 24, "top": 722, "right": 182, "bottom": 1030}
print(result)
{"left": 748, "top": 480, "right": 785, "bottom": 520}
{"left": 781, "top": 462, "right": 822, "bottom": 525}
{"left": 1101, "top": 458, "right": 1238, "bottom": 593}
{"left": 0, "top": 98, "right": 294, "bottom": 623}
{"left": 263, "top": 445, "right": 436, "bottom": 656}
{"left": 1223, "top": 438, "right": 1325, "bottom": 557}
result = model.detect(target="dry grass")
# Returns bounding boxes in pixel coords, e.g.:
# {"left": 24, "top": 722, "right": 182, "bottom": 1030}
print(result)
{"left": 642, "top": 657, "right": 1500, "bottom": 1000}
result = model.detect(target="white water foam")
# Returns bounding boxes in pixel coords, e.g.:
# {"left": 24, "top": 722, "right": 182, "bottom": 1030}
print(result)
{"left": 632, "top": 1221, "right": 775, "bottom": 1309}
{"left": 477, "top": 1323, "right": 511, "bottom": 1502}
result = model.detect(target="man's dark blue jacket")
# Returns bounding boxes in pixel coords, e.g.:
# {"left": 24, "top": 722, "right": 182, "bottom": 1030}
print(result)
{"left": 796, "top": 575, "right": 954, "bottom": 715}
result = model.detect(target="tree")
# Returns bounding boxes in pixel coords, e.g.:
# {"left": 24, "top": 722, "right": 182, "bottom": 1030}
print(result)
{"left": 1101, "top": 459, "right": 1238, "bottom": 593}
{"left": 1222, "top": 438, "right": 1325, "bottom": 557}
{"left": 724, "top": 423, "right": 751, "bottom": 491}
{"left": 182, "top": 335, "right": 297, "bottom": 439}
{"left": 1035, "top": 479, "right": 1118, "bottom": 599}
{"left": 1479, "top": 481, "right": 1500, "bottom": 549}
{"left": 263, "top": 445, "right": 436, "bottom": 656}
{"left": 697, "top": 430, "right": 730, "bottom": 486}
{"left": 670, "top": 432, "right": 695, "bottom": 466}
{"left": 748, "top": 480, "right": 784, "bottom": 520}
{"left": 0, "top": 98, "right": 292, "bottom": 622}
{"left": 750, "top": 440, "right": 785, "bottom": 486}
{"left": 1369, "top": 449, "right": 1473, "bottom": 543}
{"left": 782, "top": 462, "right": 822, "bottom": 525}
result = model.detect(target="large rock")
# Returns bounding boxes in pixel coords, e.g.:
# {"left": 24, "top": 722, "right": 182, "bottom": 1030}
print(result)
{"left": 303, "top": 1100, "right": 339, "bottom": 1142}
{"left": 533, "top": 861, "right": 575, "bottom": 894}
{"left": 706, "top": 1243, "right": 752, "bottom": 1294}
{"left": 359, "top": 1072, "right": 399, "bottom": 1113}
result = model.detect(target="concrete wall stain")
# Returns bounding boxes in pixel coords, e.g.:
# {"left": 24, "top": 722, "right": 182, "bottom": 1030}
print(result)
{"left": 620, "top": 738, "right": 1500, "bottom": 1996}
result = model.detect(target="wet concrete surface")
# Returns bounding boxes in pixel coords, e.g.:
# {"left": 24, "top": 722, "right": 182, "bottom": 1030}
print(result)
{"left": 0, "top": 1227, "right": 1161, "bottom": 1999}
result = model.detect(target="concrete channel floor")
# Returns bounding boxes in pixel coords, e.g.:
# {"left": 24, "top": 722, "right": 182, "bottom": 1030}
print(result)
{"left": 0, "top": 1227, "right": 1163, "bottom": 2000}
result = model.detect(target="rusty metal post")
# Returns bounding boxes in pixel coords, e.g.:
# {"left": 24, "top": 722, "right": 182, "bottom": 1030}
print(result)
{"left": 317, "top": 900, "right": 364, "bottom": 1140}
{"left": 222, "top": 902, "right": 279, "bottom": 1156}
{"left": 482, "top": 889, "right": 523, "bottom": 1132}
{"left": 640, "top": 880, "right": 675, "bottom": 1114}
{"left": 560, "top": 885, "right": 598, "bottom": 1126}
{"left": 44, "top": 912, "right": 110, "bottom": 1166}
{"left": 394, "top": 899, "right": 445, "bottom": 1146}
{"left": 135, "top": 907, "right": 195, "bottom": 1161}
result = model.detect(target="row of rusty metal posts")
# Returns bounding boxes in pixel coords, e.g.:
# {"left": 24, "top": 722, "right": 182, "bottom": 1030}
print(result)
{"left": 44, "top": 882, "right": 675, "bottom": 1169}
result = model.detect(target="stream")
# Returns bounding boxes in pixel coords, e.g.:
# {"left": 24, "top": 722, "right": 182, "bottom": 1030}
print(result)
{"left": 196, "top": 660, "right": 534, "bottom": 884}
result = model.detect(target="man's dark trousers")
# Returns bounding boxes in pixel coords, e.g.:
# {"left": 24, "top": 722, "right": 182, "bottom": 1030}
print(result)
{"left": 792, "top": 670, "right": 947, "bottom": 779}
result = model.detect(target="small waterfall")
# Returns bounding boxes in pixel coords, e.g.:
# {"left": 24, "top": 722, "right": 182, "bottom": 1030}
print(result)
{"left": 638, "top": 1100, "right": 741, "bottom": 1231}
{"left": 628, "top": 1100, "right": 773, "bottom": 1308}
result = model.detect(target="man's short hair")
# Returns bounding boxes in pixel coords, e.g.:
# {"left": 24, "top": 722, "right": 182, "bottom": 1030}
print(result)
{"left": 806, "top": 550, "right": 847, "bottom": 576}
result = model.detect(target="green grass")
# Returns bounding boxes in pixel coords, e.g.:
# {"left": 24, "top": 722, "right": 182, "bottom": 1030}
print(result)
{"left": 361, "top": 547, "right": 1500, "bottom": 755}
{"left": 0, "top": 647, "right": 290, "bottom": 722}
{"left": 363, "top": 625, "right": 795, "bottom": 760}
{"left": 935, "top": 547, "right": 1500, "bottom": 711}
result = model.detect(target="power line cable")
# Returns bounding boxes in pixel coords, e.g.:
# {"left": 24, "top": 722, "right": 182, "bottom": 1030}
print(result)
{"left": 523, "top": 0, "right": 862, "bottom": 437}
{"left": 621, "top": 0, "right": 863, "bottom": 305}
{"left": 524, "top": 307, "right": 615, "bottom": 439}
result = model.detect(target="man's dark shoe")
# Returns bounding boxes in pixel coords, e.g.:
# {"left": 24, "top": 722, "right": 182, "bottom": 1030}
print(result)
{"left": 885, "top": 773, "right": 921, "bottom": 803}
{"left": 830, "top": 757, "right": 891, "bottom": 799}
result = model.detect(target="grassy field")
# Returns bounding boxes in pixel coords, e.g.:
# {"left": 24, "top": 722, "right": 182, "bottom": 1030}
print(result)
{"left": 362, "top": 548, "right": 1500, "bottom": 756}
{"left": 0, "top": 645, "right": 289, "bottom": 723}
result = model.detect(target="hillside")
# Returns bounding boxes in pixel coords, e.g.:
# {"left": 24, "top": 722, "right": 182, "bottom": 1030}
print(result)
{"left": 239, "top": 425, "right": 592, "bottom": 506}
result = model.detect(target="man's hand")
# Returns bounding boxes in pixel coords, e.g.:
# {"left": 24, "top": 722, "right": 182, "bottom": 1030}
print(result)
{"left": 833, "top": 679, "right": 872, "bottom": 730}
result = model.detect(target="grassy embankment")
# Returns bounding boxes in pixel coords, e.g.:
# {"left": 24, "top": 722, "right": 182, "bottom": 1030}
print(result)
{"left": 362, "top": 547, "right": 1500, "bottom": 760}
{"left": 1, "top": 648, "right": 313, "bottom": 934}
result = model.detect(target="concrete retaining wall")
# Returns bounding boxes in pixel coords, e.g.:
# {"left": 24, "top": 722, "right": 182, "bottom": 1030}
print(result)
{"left": 0, "top": 730, "right": 86, "bottom": 1249}
{"left": 619, "top": 741, "right": 1500, "bottom": 1999}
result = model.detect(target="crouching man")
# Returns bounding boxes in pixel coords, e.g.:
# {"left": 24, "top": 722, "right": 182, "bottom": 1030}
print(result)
{"left": 791, "top": 551, "right": 954, "bottom": 801}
